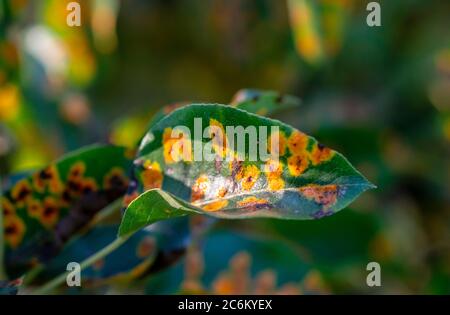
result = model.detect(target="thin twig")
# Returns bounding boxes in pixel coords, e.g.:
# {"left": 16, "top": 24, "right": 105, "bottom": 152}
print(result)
{"left": 31, "top": 235, "right": 131, "bottom": 295}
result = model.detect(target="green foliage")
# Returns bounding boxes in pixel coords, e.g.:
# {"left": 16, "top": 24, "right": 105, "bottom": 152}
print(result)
{"left": 2, "top": 145, "right": 131, "bottom": 278}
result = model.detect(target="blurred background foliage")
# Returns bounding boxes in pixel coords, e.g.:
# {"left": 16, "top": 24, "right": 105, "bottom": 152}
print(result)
{"left": 0, "top": 0, "right": 449, "bottom": 294}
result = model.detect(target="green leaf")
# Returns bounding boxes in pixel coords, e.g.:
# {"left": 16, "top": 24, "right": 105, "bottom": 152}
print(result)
{"left": 231, "top": 89, "right": 301, "bottom": 116}
{"left": 2, "top": 144, "right": 132, "bottom": 278}
{"left": 119, "top": 104, "right": 374, "bottom": 236}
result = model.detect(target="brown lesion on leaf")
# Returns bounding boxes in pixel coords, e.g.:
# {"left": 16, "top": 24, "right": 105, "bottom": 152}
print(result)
{"left": 299, "top": 184, "right": 340, "bottom": 209}
{"left": 237, "top": 196, "right": 271, "bottom": 211}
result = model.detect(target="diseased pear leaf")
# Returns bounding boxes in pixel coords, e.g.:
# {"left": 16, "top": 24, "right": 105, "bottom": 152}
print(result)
{"left": 119, "top": 104, "right": 374, "bottom": 236}
{"left": 2, "top": 144, "right": 132, "bottom": 278}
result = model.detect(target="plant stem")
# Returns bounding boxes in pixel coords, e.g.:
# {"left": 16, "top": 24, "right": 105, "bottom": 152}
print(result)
{"left": 22, "top": 197, "right": 123, "bottom": 287}
{"left": 31, "top": 235, "right": 131, "bottom": 295}
{"left": 0, "top": 175, "right": 6, "bottom": 280}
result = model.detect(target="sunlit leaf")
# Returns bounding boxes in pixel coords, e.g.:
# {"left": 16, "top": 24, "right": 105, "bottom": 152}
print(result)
{"left": 119, "top": 104, "right": 374, "bottom": 236}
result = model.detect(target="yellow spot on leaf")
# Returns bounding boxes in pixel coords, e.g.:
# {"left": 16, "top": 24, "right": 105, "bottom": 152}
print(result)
{"left": 264, "top": 159, "right": 285, "bottom": 191}
{"left": 202, "top": 199, "right": 228, "bottom": 212}
{"left": 239, "top": 165, "right": 260, "bottom": 191}
{"left": 268, "top": 178, "right": 285, "bottom": 191}
{"left": 163, "top": 127, "right": 192, "bottom": 164}
{"left": 209, "top": 119, "right": 227, "bottom": 158}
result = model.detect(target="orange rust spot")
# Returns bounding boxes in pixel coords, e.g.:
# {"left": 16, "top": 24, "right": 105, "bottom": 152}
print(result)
{"left": 268, "top": 178, "right": 285, "bottom": 191}
{"left": 103, "top": 167, "right": 129, "bottom": 191}
{"left": 264, "top": 159, "right": 283, "bottom": 178}
{"left": 40, "top": 197, "right": 60, "bottom": 228}
{"left": 268, "top": 130, "right": 287, "bottom": 157}
{"left": 140, "top": 160, "right": 163, "bottom": 190}
{"left": 299, "top": 184, "right": 339, "bottom": 208}
{"left": 81, "top": 178, "right": 98, "bottom": 194}
{"left": 202, "top": 199, "right": 228, "bottom": 212}
{"left": 4, "top": 215, "right": 25, "bottom": 248}
{"left": 264, "top": 159, "right": 285, "bottom": 191}
{"left": 11, "top": 179, "right": 32, "bottom": 206}
{"left": 68, "top": 162, "right": 86, "bottom": 179}
{"left": 26, "top": 198, "right": 43, "bottom": 218}
{"left": 288, "top": 131, "right": 309, "bottom": 155}
{"left": 309, "top": 143, "right": 334, "bottom": 166}
{"left": 287, "top": 154, "right": 309, "bottom": 176}
{"left": 32, "top": 165, "right": 62, "bottom": 193}
{"left": 239, "top": 165, "right": 260, "bottom": 191}
{"left": 163, "top": 127, "right": 192, "bottom": 164}
{"left": 191, "top": 175, "right": 209, "bottom": 202}
{"left": 1, "top": 197, "right": 15, "bottom": 217}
